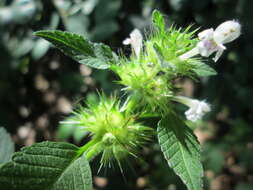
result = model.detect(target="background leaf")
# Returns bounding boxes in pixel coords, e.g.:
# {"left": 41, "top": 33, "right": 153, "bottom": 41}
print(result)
{"left": 0, "top": 141, "right": 92, "bottom": 190}
{"left": 157, "top": 114, "right": 203, "bottom": 190}
{"left": 0, "top": 127, "right": 14, "bottom": 164}
{"left": 34, "top": 30, "right": 114, "bottom": 69}
{"left": 57, "top": 117, "right": 88, "bottom": 143}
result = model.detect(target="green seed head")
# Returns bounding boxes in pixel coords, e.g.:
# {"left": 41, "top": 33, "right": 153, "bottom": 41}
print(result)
{"left": 61, "top": 94, "right": 153, "bottom": 168}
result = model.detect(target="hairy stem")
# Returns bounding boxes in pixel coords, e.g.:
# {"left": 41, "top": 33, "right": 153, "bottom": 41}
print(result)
{"left": 76, "top": 139, "right": 98, "bottom": 159}
{"left": 85, "top": 142, "right": 103, "bottom": 161}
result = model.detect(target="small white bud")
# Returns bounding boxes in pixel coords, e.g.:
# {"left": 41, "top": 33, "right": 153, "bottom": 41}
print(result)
{"left": 173, "top": 96, "right": 211, "bottom": 122}
{"left": 123, "top": 29, "right": 143, "bottom": 57}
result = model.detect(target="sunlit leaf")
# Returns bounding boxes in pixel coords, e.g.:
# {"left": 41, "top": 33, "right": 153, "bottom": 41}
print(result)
{"left": 34, "top": 30, "right": 115, "bottom": 69}
{"left": 0, "top": 141, "right": 92, "bottom": 190}
{"left": 157, "top": 114, "right": 203, "bottom": 190}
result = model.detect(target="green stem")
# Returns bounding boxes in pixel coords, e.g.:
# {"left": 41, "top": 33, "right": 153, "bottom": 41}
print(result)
{"left": 75, "top": 139, "right": 103, "bottom": 161}
{"left": 126, "top": 92, "right": 142, "bottom": 113}
{"left": 85, "top": 142, "right": 103, "bottom": 161}
{"left": 75, "top": 139, "right": 98, "bottom": 159}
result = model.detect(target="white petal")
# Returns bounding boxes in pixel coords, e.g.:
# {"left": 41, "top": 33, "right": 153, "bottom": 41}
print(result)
{"left": 173, "top": 96, "right": 211, "bottom": 122}
{"left": 198, "top": 28, "right": 214, "bottom": 40}
{"left": 213, "top": 44, "right": 226, "bottom": 62}
{"left": 214, "top": 20, "right": 241, "bottom": 44}
{"left": 200, "top": 101, "right": 211, "bottom": 112}
{"left": 123, "top": 38, "right": 131, "bottom": 45}
{"left": 196, "top": 29, "right": 218, "bottom": 57}
{"left": 130, "top": 29, "right": 143, "bottom": 40}
{"left": 129, "top": 29, "right": 143, "bottom": 56}
{"left": 122, "top": 29, "right": 143, "bottom": 57}
{"left": 197, "top": 40, "right": 216, "bottom": 57}
{"left": 185, "top": 108, "right": 193, "bottom": 116}
{"left": 197, "top": 41, "right": 209, "bottom": 57}
{"left": 185, "top": 110, "right": 198, "bottom": 122}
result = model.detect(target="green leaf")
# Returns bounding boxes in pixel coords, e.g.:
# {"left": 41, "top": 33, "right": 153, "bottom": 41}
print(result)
{"left": 34, "top": 30, "right": 115, "bottom": 69}
{"left": 0, "top": 127, "right": 14, "bottom": 164}
{"left": 157, "top": 114, "right": 203, "bottom": 190}
{"left": 0, "top": 141, "right": 92, "bottom": 190}
{"left": 191, "top": 62, "right": 217, "bottom": 77}
{"left": 152, "top": 10, "right": 165, "bottom": 32}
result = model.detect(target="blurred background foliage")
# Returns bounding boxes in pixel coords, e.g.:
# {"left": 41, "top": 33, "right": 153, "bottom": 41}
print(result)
{"left": 0, "top": 0, "right": 252, "bottom": 190}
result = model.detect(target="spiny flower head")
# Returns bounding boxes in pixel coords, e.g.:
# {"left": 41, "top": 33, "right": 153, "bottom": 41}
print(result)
{"left": 111, "top": 57, "right": 173, "bottom": 112}
{"left": 111, "top": 11, "right": 202, "bottom": 113}
{"left": 61, "top": 94, "right": 153, "bottom": 168}
{"left": 145, "top": 24, "right": 199, "bottom": 77}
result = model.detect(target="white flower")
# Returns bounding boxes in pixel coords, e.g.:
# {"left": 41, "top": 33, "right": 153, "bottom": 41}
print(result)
{"left": 197, "top": 28, "right": 227, "bottom": 62}
{"left": 123, "top": 29, "right": 143, "bottom": 57}
{"left": 184, "top": 100, "right": 211, "bottom": 122}
{"left": 180, "top": 20, "right": 241, "bottom": 62}
{"left": 173, "top": 96, "right": 211, "bottom": 122}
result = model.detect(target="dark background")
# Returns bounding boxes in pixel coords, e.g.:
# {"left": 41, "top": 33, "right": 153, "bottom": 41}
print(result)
{"left": 0, "top": 0, "right": 252, "bottom": 189}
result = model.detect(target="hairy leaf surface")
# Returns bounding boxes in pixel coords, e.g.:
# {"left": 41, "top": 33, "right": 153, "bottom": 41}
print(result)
{"left": 34, "top": 30, "right": 115, "bottom": 69}
{"left": 157, "top": 114, "right": 203, "bottom": 190}
{"left": 0, "top": 141, "right": 92, "bottom": 190}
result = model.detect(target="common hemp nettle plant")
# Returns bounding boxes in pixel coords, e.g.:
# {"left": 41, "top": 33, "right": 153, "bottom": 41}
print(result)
{"left": 0, "top": 10, "right": 241, "bottom": 190}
